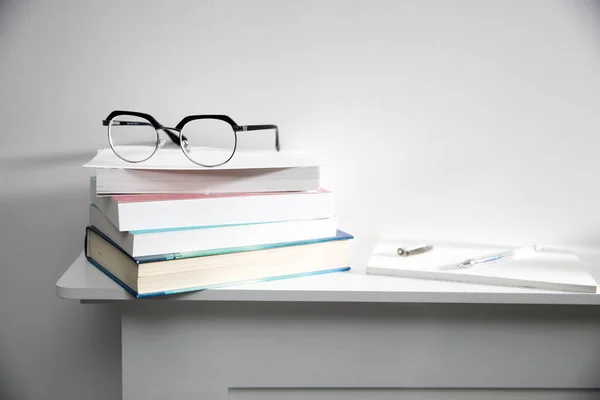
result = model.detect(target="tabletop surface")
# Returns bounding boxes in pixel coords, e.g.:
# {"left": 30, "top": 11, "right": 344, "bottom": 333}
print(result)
{"left": 56, "top": 252, "right": 600, "bottom": 305}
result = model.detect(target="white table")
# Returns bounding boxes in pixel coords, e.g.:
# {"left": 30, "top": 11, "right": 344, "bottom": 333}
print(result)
{"left": 57, "top": 252, "right": 600, "bottom": 400}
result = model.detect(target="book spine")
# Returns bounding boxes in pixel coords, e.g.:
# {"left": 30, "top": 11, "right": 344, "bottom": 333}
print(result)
{"left": 85, "top": 226, "right": 145, "bottom": 263}
{"left": 86, "top": 256, "right": 140, "bottom": 298}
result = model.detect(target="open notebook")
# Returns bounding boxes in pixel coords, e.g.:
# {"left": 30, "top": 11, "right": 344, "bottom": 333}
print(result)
{"left": 367, "top": 240, "right": 598, "bottom": 293}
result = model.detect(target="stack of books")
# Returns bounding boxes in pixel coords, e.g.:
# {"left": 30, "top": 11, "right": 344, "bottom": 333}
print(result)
{"left": 83, "top": 148, "right": 353, "bottom": 298}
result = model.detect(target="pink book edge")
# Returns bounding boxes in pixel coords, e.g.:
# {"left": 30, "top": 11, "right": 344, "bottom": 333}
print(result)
{"left": 112, "top": 188, "right": 331, "bottom": 203}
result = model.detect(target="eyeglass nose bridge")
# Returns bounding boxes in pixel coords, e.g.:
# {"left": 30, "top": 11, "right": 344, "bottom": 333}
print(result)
{"left": 156, "top": 126, "right": 183, "bottom": 146}
{"left": 159, "top": 126, "right": 181, "bottom": 132}
{"left": 157, "top": 126, "right": 192, "bottom": 153}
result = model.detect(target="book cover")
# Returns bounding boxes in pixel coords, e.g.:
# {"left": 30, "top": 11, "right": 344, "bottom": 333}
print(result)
{"left": 85, "top": 227, "right": 353, "bottom": 298}
{"left": 86, "top": 225, "right": 353, "bottom": 263}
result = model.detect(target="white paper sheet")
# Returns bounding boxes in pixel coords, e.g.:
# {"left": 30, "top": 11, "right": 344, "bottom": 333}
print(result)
{"left": 368, "top": 240, "right": 598, "bottom": 293}
{"left": 84, "top": 148, "right": 321, "bottom": 170}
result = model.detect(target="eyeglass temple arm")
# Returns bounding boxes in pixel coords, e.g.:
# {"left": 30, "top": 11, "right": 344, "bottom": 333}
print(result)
{"left": 237, "top": 124, "right": 280, "bottom": 151}
{"left": 102, "top": 120, "right": 182, "bottom": 146}
{"left": 103, "top": 120, "right": 153, "bottom": 127}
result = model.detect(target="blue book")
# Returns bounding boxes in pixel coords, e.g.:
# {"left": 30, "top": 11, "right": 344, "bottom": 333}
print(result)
{"left": 85, "top": 226, "right": 353, "bottom": 298}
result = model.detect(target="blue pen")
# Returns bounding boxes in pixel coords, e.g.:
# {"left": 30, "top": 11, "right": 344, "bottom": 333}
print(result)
{"left": 455, "top": 244, "right": 544, "bottom": 269}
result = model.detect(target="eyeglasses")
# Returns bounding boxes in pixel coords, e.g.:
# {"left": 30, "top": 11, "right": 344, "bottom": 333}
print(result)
{"left": 102, "top": 110, "right": 280, "bottom": 167}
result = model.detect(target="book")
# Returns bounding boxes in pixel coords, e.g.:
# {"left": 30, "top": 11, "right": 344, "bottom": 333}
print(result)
{"left": 89, "top": 203, "right": 338, "bottom": 257}
{"left": 85, "top": 149, "right": 321, "bottom": 195}
{"left": 85, "top": 226, "right": 353, "bottom": 298}
{"left": 367, "top": 240, "right": 598, "bottom": 293}
{"left": 89, "top": 178, "right": 335, "bottom": 231}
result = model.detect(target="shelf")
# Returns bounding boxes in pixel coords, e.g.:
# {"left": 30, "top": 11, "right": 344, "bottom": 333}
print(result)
{"left": 56, "top": 252, "right": 600, "bottom": 305}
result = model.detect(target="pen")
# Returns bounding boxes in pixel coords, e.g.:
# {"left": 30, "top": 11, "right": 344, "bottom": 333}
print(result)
{"left": 454, "top": 244, "right": 544, "bottom": 269}
{"left": 397, "top": 244, "right": 433, "bottom": 257}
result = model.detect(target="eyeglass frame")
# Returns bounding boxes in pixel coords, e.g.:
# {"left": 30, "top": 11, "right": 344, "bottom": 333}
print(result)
{"left": 102, "top": 110, "right": 280, "bottom": 167}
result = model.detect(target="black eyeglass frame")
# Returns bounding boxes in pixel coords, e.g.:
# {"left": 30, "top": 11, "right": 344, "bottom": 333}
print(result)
{"left": 102, "top": 110, "right": 280, "bottom": 167}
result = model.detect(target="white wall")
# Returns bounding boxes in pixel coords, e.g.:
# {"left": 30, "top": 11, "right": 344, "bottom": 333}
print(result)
{"left": 1, "top": 0, "right": 600, "bottom": 398}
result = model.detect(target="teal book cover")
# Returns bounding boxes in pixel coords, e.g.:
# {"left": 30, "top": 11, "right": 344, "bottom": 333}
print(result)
{"left": 86, "top": 225, "right": 353, "bottom": 263}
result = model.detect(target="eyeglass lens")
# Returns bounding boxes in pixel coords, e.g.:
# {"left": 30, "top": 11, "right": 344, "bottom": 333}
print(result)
{"left": 108, "top": 115, "right": 158, "bottom": 162}
{"left": 181, "top": 119, "right": 236, "bottom": 167}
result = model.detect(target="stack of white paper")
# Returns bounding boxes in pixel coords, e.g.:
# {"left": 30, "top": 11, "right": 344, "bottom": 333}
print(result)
{"left": 85, "top": 148, "right": 322, "bottom": 195}
{"left": 367, "top": 240, "right": 598, "bottom": 293}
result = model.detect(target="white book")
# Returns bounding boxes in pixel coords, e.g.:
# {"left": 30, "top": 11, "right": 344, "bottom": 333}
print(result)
{"left": 367, "top": 240, "right": 598, "bottom": 293}
{"left": 85, "top": 148, "right": 321, "bottom": 195}
{"left": 89, "top": 204, "right": 338, "bottom": 257}
{"left": 89, "top": 178, "right": 335, "bottom": 232}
